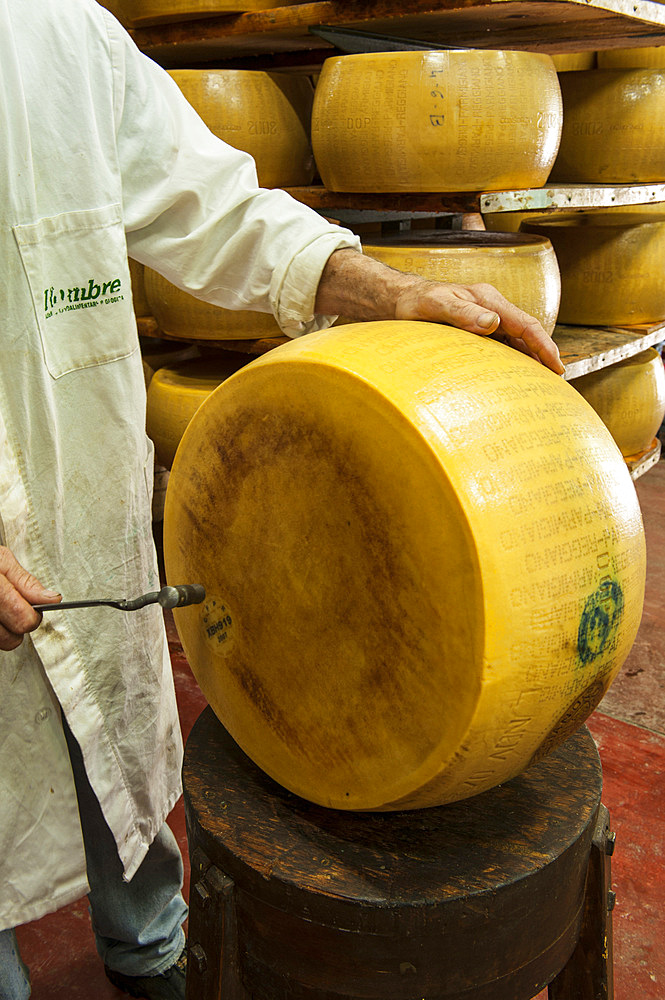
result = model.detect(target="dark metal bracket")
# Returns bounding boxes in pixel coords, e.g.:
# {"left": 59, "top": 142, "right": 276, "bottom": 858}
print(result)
{"left": 308, "top": 24, "right": 468, "bottom": 53}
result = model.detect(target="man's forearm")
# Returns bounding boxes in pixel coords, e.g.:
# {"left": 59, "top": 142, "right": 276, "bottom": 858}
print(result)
{"left": 315, "top": 247, "right": 423, "bottom": 321}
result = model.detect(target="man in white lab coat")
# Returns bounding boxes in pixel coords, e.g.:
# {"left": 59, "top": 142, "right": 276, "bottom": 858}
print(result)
{"left": 0, "top": 1, "right": 563, "bottom": 998}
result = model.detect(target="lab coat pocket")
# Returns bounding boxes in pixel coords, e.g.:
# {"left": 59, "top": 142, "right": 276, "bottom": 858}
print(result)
{"left": 13, "top": 205, "right": 137, "bottom": 379}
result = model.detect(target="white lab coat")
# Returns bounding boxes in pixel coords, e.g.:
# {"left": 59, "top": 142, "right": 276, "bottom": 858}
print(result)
{"left": 0, "top": 0, "right": 359, "bottom": 931}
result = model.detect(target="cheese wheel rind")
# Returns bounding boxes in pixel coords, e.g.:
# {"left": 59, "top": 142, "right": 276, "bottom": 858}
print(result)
{"left": 168, "top": 70, "right": 315, "bottom": 188}
{"left": 129, "top": 259, "right": 151, "bottom": 319}
{"left": 522, "top": 213, "right": 665, "bottom": 325}
{"left": 551, "top": 69, "right": 665, "bottom": 183}
{"left": 311, "top": 50, "right": 563, "bottom": 193}
{"left": 597, "top": 46, "right": 665, "bottom": 69}
{"left": 143, "top": 267, "right": 283, "bottom": 342}
{"left": 570, "top": 348, "right": 665, "bottom": 456}
{"left": 164, "top": 321, "right": 645, "bottom": 810}
{"left": 551, "top": 52, "right": 596, "bottom": 72}
{"left": 361, "top": 232, "right": 561, "bottom": 336}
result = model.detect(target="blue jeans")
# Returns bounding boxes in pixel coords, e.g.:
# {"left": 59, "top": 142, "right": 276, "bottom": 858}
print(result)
{"left": 0, "top": 719, "right": 187, "bottom": 1000}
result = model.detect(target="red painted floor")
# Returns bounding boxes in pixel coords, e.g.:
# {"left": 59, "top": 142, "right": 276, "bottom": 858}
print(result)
{"left": 13, "top": 461, "right": 665, "bottom": 999}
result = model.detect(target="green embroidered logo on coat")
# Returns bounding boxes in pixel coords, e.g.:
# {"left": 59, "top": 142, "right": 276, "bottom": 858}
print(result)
{"left": 43, "top": 277, "right": 123, "bottom": 319}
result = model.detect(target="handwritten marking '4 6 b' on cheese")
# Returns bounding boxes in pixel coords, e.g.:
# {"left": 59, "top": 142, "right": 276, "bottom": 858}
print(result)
{"left": 164, "top": 321, "right": 645, "bottom": 810}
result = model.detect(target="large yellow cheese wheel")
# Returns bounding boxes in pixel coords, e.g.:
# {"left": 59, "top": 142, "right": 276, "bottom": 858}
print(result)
{"left": 551, "top": 52, "right": 596, "bottom": 72}
{"left": 119, "top": 0, "right": 305, "bottom": 27}
{"left": 570, "top": 348, "right": 665, "bottom": 456}
{"left": 144, "top": 267, "right": 283, "bottom": 342}
{"left": 550, "top": 69, "right": 665, "bottom": 182}
{"left": 147, "top": 354, "right": 250, "bottom": 468}
{"left": 311, "top": 50, "right": 563, "bottom": 193}
{"left": 167, "top": 70, "right": 315, "bottom": 188}
{"left": 523, "top": 213, "right": 665, "bottom": 325}
{"left": 164, "top": 320, "right": 645, "bottom": 810}
{"left": 360, "top": 231, "right": 561, "bottom": 336}
{"left": 597, "top": 46, "right": 665, "bottom": 69}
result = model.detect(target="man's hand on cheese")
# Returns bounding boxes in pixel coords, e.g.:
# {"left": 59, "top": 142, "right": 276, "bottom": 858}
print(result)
{"left": 0, "top": 546, "right": 61, "bottom": 651}
{"left": 315, "top": 248, "right": 565, "bottom": 376}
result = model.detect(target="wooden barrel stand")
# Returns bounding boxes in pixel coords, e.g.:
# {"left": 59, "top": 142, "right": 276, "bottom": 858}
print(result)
{"left": 184, "top": 707, "right": 614, "bottom": 1000}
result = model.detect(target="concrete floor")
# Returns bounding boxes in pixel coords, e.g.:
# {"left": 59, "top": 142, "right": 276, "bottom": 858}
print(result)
{"left": 13, "top": 460, "right": 665, "bottom": 999}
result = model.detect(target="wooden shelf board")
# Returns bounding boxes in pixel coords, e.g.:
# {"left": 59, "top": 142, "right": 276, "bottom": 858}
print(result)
{"left": 282, "top": 184, "right": 665, "bottom": 217}
{"left": 557, "top": 322, "right": 665, "bottom": 379}
{"left": 284, "top": 186, "right": 484, "bottom": 215}
{"left": 625, "top": 437, "right": 662, "bottom": 479}
{"left": 130, "top": 0, "right": 665, "bottom": 65}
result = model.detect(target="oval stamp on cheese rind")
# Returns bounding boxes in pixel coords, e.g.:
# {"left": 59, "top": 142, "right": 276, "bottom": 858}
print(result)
{"left": 577, "top": 578, "right": 624, "bottom": 667}
{"left": 201, "top": 596, "right": 236, "bottom": 656}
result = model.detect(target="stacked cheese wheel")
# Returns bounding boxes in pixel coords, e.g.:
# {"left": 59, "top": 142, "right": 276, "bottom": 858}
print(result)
{"left": 168, "top": 70, "right": 315, "bottom": 188}
{"left": 360, "top": 231, "right": 561, "bottom": 336}
{"left": 485, "top": 203, "right": 665, "bottom": 234}
{"left": 551, "top": 69, "right": 665, "bottom": 182}
{"left": 141, "top": 341, "right": 200, "bottom": 389}
{"left": 147, "top": 354, "right": 250, "bottom": 468}
{"left": 551, "top": 52, "right": 596, "bottom": 72}
{"left": 523, "top": 213, "right": 665, "bottom": 325}
{"left": 143, "top": 268, "right": 283, "bottom": 342}
{"left": 311, "top": 50, "right": 563, "bottom": 192}
{"left": 570, "top": 348, "right": 665, "bottom": 457}
{"left": 164, "top": 321, "right": 645, "bottom": 810}
{"left": 597, "top": 46, "right": 665, "bottom": 69}
{"left": 116, "top": 0, "right": 304, "bottom": 27}
{"left": 484, "top": 210, "right": 546, "bottom": 234}
{"left": 129, "top": 259, "right": 151, "bottom": 319}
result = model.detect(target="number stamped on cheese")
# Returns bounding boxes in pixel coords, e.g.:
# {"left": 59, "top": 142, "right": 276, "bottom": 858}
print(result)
{"left": 201, "top": 597, "right": 236, "bottom": 655}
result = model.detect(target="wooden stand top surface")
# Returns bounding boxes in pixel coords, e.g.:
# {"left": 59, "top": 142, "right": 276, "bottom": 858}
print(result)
{"left": 184, "top": 707, "right": 602, "bottom": 912}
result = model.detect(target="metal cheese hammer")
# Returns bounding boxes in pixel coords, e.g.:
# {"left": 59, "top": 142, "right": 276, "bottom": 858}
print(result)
{"left": 34, "top": 583, "right": 206, "bottom": 613}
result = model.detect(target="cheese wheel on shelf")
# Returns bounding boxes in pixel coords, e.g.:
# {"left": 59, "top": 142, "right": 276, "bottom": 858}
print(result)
{"left": 167, "top": 70, "right": 315, "bottom": 188}
{"left": 551, "top": 69, "right": 665, "bottom": 183}
{"left": 570, "top": 348, "right": 665, "bottom": 457}
{"left": 484, "top": 202, "right": 665, "bottom": 234}
{"left": 119, "top": 0, "right": 305, "bottom": 27}
{"left": 147, "top": 354, "right": 250, "bottom": 468}
{"left": 141, "top": 341, "right": 201, "bottom": 388}
{"left": 129, "top": 259, "right": 151, "bottom": 319}
{"left": 311, "top": 50, "right": 563, "bottom": 193}
{"left": 360, "top": 231, "right": 560, "bottom": 336}
{"left": 484, "top": 211, "right": 545, "bottom": 234}
{"left": 522, "top": 213, "right": 665, "bottom": 325}
{"left": 143, "top": 268, "right": 283, "bottom": 342}
{"left": 551, "top": 52, "right": 596, "bottom": 72}
{"left": 597, "top": 46, "right": 665, "bottom": 69}
{"left": 164, "top": 320, "right": 645, "bottom": 810}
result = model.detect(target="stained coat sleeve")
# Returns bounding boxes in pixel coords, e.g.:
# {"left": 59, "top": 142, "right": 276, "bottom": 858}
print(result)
{"left": 103, "top": 11, "right": 360, "bottom": 336}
